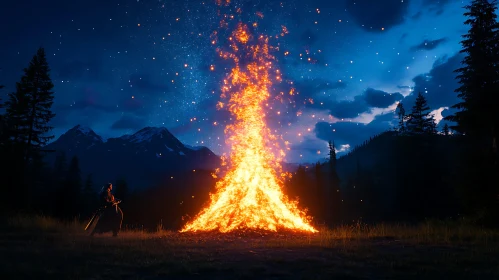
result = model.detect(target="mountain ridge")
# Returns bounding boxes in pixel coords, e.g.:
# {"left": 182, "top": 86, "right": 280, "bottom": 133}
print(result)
{"left": 45, "top": 125, "right": 220, "bottom": 189}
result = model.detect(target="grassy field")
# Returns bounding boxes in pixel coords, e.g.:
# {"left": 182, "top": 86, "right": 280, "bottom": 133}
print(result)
{"left": 2, "top": 216, "right": 499, "bottom": 279}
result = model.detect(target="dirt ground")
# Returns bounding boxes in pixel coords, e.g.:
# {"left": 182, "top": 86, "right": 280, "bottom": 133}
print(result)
{"left": 1, "top": 226, "right": 499, "bottom": 280}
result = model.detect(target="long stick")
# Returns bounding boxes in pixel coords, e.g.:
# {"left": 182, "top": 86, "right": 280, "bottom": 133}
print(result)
{"left": 84, "top": 211, "right": 99, "bottom": 231}
{"left": 84, "top": 201, "right": 121, "bottom": 231}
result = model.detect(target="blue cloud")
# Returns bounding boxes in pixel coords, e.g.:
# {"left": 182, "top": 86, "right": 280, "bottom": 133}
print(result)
{"left": 402, "top": 53, "right": 463, "bottom": 110}
{"left": 314, "top": 112, "right": 397, "bottom": 150}
{"left": 328, "top": 88, "right": 403, "bottom": 119}
{"left": 410, "top": 38, "right": 448, "bottom": 51}
{"left": 345, "top": 0, "right": 411, "bottom": 32}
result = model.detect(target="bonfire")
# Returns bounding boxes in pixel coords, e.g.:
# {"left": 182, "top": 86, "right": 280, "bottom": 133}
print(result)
{"left": 180, "top": 0, "right": 317, "bottom": 233}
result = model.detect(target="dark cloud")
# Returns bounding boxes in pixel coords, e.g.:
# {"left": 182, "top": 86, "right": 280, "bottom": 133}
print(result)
{"left": 314, "top": 112, "right": 397, "bottom": 149}
{"left": 402, "top": 53, "right": 463, "bottom": 110}
{"left": 364, "top": 88, "right": 404, "bottom": 108}
{"left": 410, "top": 38, "right": 447, "bottom": 51}
{"left": 328, "top": 88, "right": 403, "bottom": 119}
{"left": 330, "top": 95, "right": 369, "bottom": 119}
{"left": 345, "top": 0, "right": 411, "bottom": 32}
{"left": 110, "top": 115, "right": 146, "bottom": 130}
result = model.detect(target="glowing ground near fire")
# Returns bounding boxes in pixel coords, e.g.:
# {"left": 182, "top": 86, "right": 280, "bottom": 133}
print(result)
{"left": 180, "top": 3, "right": 316, "bottom": 233}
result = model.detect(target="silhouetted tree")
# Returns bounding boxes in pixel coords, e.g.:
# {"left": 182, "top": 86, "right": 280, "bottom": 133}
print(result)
{"left": 406, "top": 92, "right": 437, "bottom": 134}
{"left": 4, "top": 82, "right": 29, "bottom": 150}
{"left": 328, "top": 140, "right": 337, "bottom": 168}
{"left": 445, "top": 0, "right": 499, "bottom": 151}
{"left": 396, "top": 102, "right": 406, "bottom": 134}
{"left": 328, "top": 140, "right": 341, "bottom": 225}
{"left": 2, "top": 81, "right": 31, "bottom": 210}
{"left": 443, "top": 0, "right": 499, "bottom": 222}
{"left": 442, "top": 123, "right": 450, "bottom": 136}
{"left": 2, "top": 48, "right": 56, "bottom": 210}
{"left": 5, "top": 47, "right": 56, "bottom": 168}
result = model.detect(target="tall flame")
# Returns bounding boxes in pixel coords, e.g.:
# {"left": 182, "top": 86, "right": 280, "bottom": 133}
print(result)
{"left": 180, "top": 2, "right": 317, "bottom": 233}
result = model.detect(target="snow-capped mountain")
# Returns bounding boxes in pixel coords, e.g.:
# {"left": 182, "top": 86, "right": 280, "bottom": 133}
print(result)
{"left": 48, "top": 125, "right": 104, "bottom": 153}
{"left": 45, "top": 125, "right": 220, "bottom": 189}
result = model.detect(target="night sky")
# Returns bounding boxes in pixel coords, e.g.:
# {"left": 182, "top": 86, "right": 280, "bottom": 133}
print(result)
{"left": 0, "top": 0, "right": 475, "bottom": 163}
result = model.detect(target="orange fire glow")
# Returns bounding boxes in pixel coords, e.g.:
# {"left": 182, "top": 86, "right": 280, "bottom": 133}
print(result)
{"left": 180, "top": 4, "right": 317, "bottom": 233}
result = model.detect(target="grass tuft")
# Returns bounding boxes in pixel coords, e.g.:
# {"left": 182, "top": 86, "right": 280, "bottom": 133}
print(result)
{"left": 6, "top": 214, "right": 84, "bottom": 233}
{"left": 5, "top": 214, "right": 499, "bottom": 245}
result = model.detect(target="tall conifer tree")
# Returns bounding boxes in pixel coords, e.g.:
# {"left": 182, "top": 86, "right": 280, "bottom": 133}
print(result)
{"left": 5, "top": 47, "right": 56, "bottom": 166}
{"left": 396, "top": 102, "right": 406, "bottom": 134}
{"left": 406, "top": 92, "right": 437, "bottom": 135}
{"left": 445, "top": 0, "right": 499, "bottom": 153}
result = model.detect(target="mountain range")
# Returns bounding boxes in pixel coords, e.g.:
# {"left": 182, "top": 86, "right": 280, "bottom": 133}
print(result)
{"left": 45, "top": 125, "right": 221, "bottom": 189}
{"left": 45, "top": 125, "right": 308, "bottom": 190}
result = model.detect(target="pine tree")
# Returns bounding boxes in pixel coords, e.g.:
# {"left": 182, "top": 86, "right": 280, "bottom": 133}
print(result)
{"left": 4, "top": 47, "right": 56, "bottom": 167}
{"left": 327, "top": 140, "right": 341, "bottom": 225}
{"left": 444, "top": 0, "right": 499, "bottom": 148}
{"left": 427, "top": 114, "right": 438, "bottom": 134}
{"left": 442, "top": 123, "right": 450, "bottom": 136}
{"left": 5, "top": 84, "right": 30, "bottom": 148}
{"left": 396, "top": 102, "right": 406, "bottom": 134}
{"left": 406, "top": 92, "right": 437, "bottom": 135}
{"left": 328, "top": 140, "right": 337, "bottom": 168}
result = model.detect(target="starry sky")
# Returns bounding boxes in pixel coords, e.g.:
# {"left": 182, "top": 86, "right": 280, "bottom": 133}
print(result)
{"left": 0, "top": 0, "right": 479, "bottom": 163}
